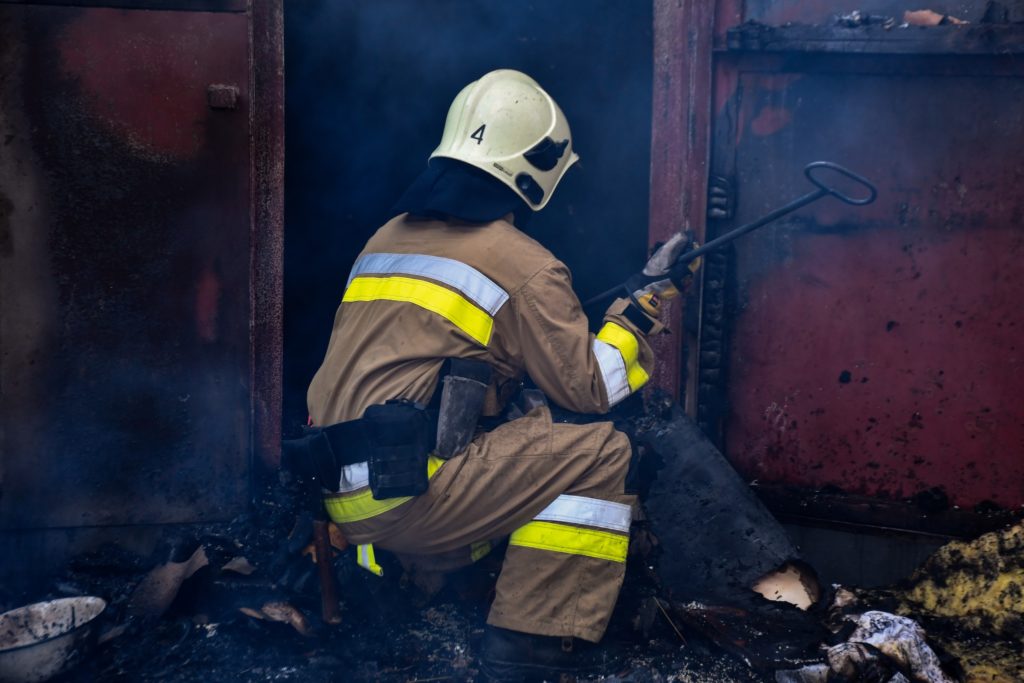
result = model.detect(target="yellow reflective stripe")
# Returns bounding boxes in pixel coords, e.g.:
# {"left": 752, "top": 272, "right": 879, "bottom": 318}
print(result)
{"left": 348, "top": 253, "right": 509, "bottom": 315}
{"left": 324, "top": 456, "right": 447, "bottom": 524}
{"left": 344, "top": 275, "right": 493, "bottom": 346}
{"left": 425, "top": 454, "right": 445, "bottom": 479}
{"left": 470, "top": 540, "right": 492, "bottom": 563}
{"left": 357, "top": 544, "right": 384, "bottom": 576}
{"left": 509, "top": 520, "right": 629, "bottom": 563}
{"left": 596, "top": 322, "right": 649, "bottom": 392}
{"left": 593, "top": 338, "right": 630, "bottom": 406}
{"left": 324, "top": 490, "right": 410, "bottom": 523}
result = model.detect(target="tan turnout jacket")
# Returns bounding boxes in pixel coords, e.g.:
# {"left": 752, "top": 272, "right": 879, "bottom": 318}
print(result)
{"left": 307, "top": 213, "right": 658, "bottom": 423}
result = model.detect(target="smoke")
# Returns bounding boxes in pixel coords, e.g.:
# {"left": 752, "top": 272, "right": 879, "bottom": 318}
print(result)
{"left": 283, "top": 0, "right": 654, "bottom": 426}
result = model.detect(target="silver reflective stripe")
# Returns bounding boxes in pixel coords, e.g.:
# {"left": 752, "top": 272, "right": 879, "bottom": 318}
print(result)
{"left": 593, "top": 338, "right": 630, "bottom": 407}
{"left": 337, "top": 462, "right": 369, "bottom": 493}
{"left": 348, "top": 253, "right": 509, "bottom": 315}
{"left": 535, "top": 494, "right": 632, "bottom": 533}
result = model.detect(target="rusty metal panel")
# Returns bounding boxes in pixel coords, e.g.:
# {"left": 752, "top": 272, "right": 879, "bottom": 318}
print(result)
{"left": 0, "top": 0, "right": 246, "bottom": 10}
{"left": 727, "top": 22, "right": 1024, "bottom": 55}
{"left": 715, "top": 69, "right": 1024, "bottom": 510}
{"left": 745, "top": 0, "right": 992, "bottom": 25}
{"left": 648, "top": 0, "right": 716, "bottom": 405}
{"left": 0, "top": 5, "right": 255, "bottom": 528}
{"left": 251, "top": 0, "right": 285, "bottom": 469}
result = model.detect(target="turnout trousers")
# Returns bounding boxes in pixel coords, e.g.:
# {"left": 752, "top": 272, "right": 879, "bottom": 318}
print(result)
{"left": 325, "top": 407, "right": 635, "bottom": 643}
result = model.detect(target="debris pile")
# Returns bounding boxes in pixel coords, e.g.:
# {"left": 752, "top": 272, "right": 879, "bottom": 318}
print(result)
{"left": 902, "top": 9, "right": 968, "bottom": 27}
{"left": 876, "top": 523, "right": 1024, "bottom": 682}
{"left": 835, "top": 11, "right": 897, "bottom": 29}
{"left": 2, "top": 405, "right": 1022, "bottom": 681}
{"left": 777, "top": 610, "right": 956, "bottom": 683}
{"left": 835, "top": 7, "right": 970, "bottom": 28}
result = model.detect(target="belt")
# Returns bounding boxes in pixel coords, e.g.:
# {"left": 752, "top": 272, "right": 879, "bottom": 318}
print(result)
{"left": 281, "top": 403, "right": 439, "bottom": 492}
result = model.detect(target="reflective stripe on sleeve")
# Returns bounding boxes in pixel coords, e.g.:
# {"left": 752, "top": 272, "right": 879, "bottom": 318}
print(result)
{"left": 534, "top": 494, "right": 632, "bottom": 533}
{"left": 348, "top": 253, "right": 509, "bottom": 316}
{"left": 593, "top": 338, "right": 630, "bottom": 407}
{"left": 595, "top": 321, "right": 649, "bottom": 402}
{"left": 344, "top": 275, "right": 494, "bottom": 346}
{"left": 324, "top": 455, "right": 446, "bottom": 524}
{"left": 509, "top": 521, "right": 628, "bottom": 563}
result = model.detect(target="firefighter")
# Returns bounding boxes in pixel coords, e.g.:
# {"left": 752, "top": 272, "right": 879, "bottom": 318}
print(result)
{"left": 305, "top": 69, "right": 697, "bottom": 680}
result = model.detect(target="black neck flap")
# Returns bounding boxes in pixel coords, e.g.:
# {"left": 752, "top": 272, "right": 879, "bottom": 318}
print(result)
{"left": 391, "top": 158, "right": 532, "bottom": 225}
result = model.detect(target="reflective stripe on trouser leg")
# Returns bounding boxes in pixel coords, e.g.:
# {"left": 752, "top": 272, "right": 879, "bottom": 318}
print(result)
{"left": 508, "top": 495, "right": 631, "bottom": 562}
{"left": 357, "top": 543, "right": 383, "bottom": 576}
{"left": 533, "top": 493, "right": 632, "bottom": 533}
{"left": 492, "top": 494, "right": 632, "bottom": 640}
{"left": 325, "top": 456, "right": 448, "bottom": 577}
{"left": 323, "top": 455, "right": 447, "bottom": 524}
{"left": 509, "top": 521, "right": 628, "bottom": 562}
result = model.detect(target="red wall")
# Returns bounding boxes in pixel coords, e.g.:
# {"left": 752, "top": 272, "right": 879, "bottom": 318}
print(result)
{"left": 708, "top": 50, "right": 1024, "bottom": 510}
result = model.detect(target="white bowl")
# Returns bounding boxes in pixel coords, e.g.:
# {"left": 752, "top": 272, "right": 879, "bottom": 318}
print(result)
{"left": 0, "top": 597, "right": 107, "bottom": 683}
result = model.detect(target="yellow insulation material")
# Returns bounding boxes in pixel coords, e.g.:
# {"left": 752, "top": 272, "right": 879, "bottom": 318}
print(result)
{"left": 901, "top": 523, "right": 1024, "bottom": 639}
{"left": 860, "top": 523, "right": 1024, "bottom": 683}
{"left": 941, "top": 636, "right": 1023, "bottom": 683}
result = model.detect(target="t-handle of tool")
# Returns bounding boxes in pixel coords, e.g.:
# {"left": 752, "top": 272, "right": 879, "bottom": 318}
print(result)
{"left": 671, "top": 162, "right": 877, "bottom": 269}
{"left": 804, "top": 161, "right": 877, "bottom": 206}
{"left": 582, "top": 161, "right": 877, "bottom": 308}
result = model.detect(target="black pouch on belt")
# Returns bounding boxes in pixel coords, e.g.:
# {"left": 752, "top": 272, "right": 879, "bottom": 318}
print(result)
{"left": 363, "top": 399, "right": 435, "bottom": 500}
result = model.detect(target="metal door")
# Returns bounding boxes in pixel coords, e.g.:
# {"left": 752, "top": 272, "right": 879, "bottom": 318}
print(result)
{"left": 0, "top": 1, "right": 282, "bottom": 539}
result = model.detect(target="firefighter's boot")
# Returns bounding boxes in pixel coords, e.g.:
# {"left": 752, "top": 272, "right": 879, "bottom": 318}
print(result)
{"left": 479, "top": 625, "right": 601, "bottom": 682}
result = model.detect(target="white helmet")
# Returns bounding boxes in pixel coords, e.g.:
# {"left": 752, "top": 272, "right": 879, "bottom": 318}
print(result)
{"left": 430, "top": 69, "right": 579, "bottom": 211}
